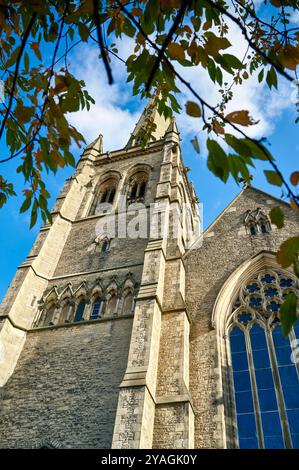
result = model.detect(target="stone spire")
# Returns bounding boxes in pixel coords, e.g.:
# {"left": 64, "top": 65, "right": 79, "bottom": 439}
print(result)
{"left": 126, "top": 95, "right": 171, "bottom": 147}
{"left": 84, "top": 133, "right": 103, "bottom": 154}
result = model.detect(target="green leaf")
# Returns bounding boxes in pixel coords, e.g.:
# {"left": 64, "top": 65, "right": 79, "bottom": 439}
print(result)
{"left": 258, "top": 69, "right": 264, "bottom": 83}
{"left": 5, "top": 46, "right": 21, "bottom": 68}
{"left": 207, "top": 139, "right": 229, "bottom": 182}
{"left": 280, "top": 293, "right": 297, "bottom": 336}
{"left": 266, "top": 67, "right": 278, "bottom": 89}
{"left": 78, "top": 22, "right": 89, "bottom": 42}
{"left": 277, "top": 236, "right": 299, "bottom": 267}
{"left": 204, "top": 32, "right": 231, "bottom": 58}
{"left": 20, "top": 196, "right": 32, "bottom": 213}
{"left": 269, "top": 206, "right": 284, "bottom": 229}
{"left": 221, "top": 53, "right": 243, "bottom": 70}
{"left": 30, "top": 211, "right": 37, "bottom": 229}
{"left": 264, "top": 170, "right": 283, "bottom": 186}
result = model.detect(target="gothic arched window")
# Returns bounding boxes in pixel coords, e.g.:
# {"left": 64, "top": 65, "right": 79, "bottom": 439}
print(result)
{"left": 105, "top": 291, "right": 118, "bottom": 316}
{"left": 74, "top": 299, "right": 86, "bottom": 322}
{"left": 228, "top": 271, "right": 299, "bottom": 449}
{"left": 89, "top": 178, "right": 118, "bottom": 215}
{"left": 127, "top": 171, "right": 148, "bottom": 204}
{"left": 101, "top": 238, "right": 110, "bottom": 253}
{"left": 40, "top": 304, "right": 56, "bottom": 327}
{"left": 122, "top": 290, "right": 134, "bottom": 315}
{"left": 90, "top": 298, "right": 102, "bottom": 320}
{"left": 244, "top": 208, "right": 271, "bottom": 236}
{"left": 60, "top": 301, "right": 74, "bottom": 323}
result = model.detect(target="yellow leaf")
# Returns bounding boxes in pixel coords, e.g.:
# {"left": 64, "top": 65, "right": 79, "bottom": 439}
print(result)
{"left": 54, "top": 75, "right": 69, "bottom": 94}
{"left": 14, "top": 104, "right": 35, "bottom": 123}
{"left": 290, "top": 171, "right": 299, "bottom": 186}
{"left": 131, "top": 7, "right": 142, "bottom": 17}
{"left": 186, "top": 101, "right": 202, "bottom": 118}
{"left": 136, "top": 31, "right": 145, "bottom": 45}
{"left": 168, "top": 43, "right": 185, "bottom": 61}
{"left": 278, "top": 45, "right": 299, "bottom": 71}
{"left": 290, "top": 198, "right": 299, "bottom": 213}
{"left": 203, "top": 20, "right": 212, "bottom": 30}
{"left": 204, "top": 32, "right": 231, "bottom": 58}
{"left": 30, "top": 41, "right": 41, "bottom": 60}
{"left": 212, "top": 121, "right": 225, "bottom": 135}
{"left": 225, "top": 110, "right": 257, "bottom": 126}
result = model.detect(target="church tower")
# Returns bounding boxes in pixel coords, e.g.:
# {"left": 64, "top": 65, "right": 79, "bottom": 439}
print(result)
{"left": 0, "top": 100, "right": 199, "bottom": 448}
{"left": 1, "top": 97, "right": 298, "bottom": 449}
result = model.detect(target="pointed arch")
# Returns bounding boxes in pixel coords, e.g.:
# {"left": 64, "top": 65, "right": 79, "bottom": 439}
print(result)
{"left": 125, "top": 164, "right": 152, "bottom": 205}
{"left": 121, "top": 288, "right": 134, "bottom": 316}
{"left": 105, "top": 283, "right": 119, "bottom": 316}
{"left": 38, "top": 301, "right": 57, "bottom": 327}
{"left": 212, "top": 251, "right": 299, "bottom": 449}
{"left": 88, "top": 171, "right": 121, "bottom": 215}
{"left": 59, "top": 297, "right": 75, "bottom": 323}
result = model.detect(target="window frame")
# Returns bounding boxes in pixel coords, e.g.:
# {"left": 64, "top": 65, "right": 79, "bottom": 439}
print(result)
{"left": 226, "top": 270, "right": 299, "bottom": 449}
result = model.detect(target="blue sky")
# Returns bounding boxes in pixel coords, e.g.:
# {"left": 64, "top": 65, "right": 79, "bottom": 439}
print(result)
{"left": 0, "top": 9, "right": 298, "bottom": 302}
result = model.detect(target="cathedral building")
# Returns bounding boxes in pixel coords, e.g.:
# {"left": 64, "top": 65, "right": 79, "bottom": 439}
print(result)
{"left": 0, "top": 100, "right": 298, "bottom": 449}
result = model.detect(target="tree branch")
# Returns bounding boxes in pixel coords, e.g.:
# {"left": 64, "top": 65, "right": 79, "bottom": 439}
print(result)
{"left": 204, "top": 0, "right": 293, "bottom": 83}
{"left": 145, "top": 0, "right": 190, "bottom": 91}
{"left": 93, "top": 0, "right": 113, "bottom": 85}
{"left": 117, "top": 0, "right": 298, "bottom": 205}
{"left": 0, "top": 6, "right": 67, "bottom": 164}
{"left": 0, "top": 13, "right": 37, "bottom": 141}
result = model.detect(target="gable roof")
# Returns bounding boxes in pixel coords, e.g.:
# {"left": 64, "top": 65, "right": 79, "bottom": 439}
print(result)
{"left": 203, "top": 184, "right": 291, "bottom": 237}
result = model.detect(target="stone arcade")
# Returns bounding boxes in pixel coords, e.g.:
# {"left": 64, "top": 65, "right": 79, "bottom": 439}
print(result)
{"left": 0, "top": 99, "right": 298, "bottom": 449}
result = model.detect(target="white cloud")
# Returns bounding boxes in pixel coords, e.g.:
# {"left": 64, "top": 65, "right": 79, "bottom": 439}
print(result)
{"left": 67, "top": 39, "right": 142, "bottom": 152}
{"left": 66, "top": 21, "right": 295, "bottom": 156}
{"left": 289, "top": 9, "right": 299, "bottom": 24}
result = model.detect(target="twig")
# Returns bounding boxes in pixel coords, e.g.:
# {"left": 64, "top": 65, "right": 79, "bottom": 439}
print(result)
{"left": 93, "top": 0, "right": 113, "bottom": 85}
{"left": 145, "top": 0, "right": 190, "bottom": 91}
{"left": 117, "top": 0, "right": 298, "bottom": 204}
{"left": 0, "top": 6, "right": 67, "bottom": 164}
{"left": 204, "top": 0, "right": 293, "bottom": 82}
{"left": 0, "top": 13, "right": 37, "bottom": 141}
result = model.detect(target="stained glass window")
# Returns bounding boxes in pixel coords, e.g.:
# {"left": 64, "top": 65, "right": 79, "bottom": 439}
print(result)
{"left": 228, "top": 270, "right": 299, "bottom": 449}
{"left": 74, "top": 299, "right": 86, "bottom": 322}
{"left": 90, "top": 299, "right": 102, "bottom": 320}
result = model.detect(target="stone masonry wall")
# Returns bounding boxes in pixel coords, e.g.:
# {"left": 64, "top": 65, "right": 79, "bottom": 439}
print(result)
{"left": 0, "top": 317, "right": 132, "bottom": 448}
{"left": 185, "top": 186, "right": 299, "bottom": 448}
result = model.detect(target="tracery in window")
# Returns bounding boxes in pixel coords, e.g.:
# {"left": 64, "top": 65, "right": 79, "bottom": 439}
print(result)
{"left": 74, "top": 299, "right": 86, "bottom": 322}
{"left": 228, "top": 270, "right": 299, "bottom": 449}
{"left": 90, "top": 297, "right": 102, "bottom": 320}
{"left": 244, "top": 208, "right": 271, "bottom": 236}
{"left": 89, "top": 178, "right": 118, "bottom": 215}
{"left": 60, "top": 300, "right": 74, "bottom": 323}
{"left": 36, "top": 276, "right": 138, "bottom": 328}
{"left": 40, "top": 304, "right": 56, "bottom": 327}
{"left": 127, "top": 171, "right": 148, "bottom": 205}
